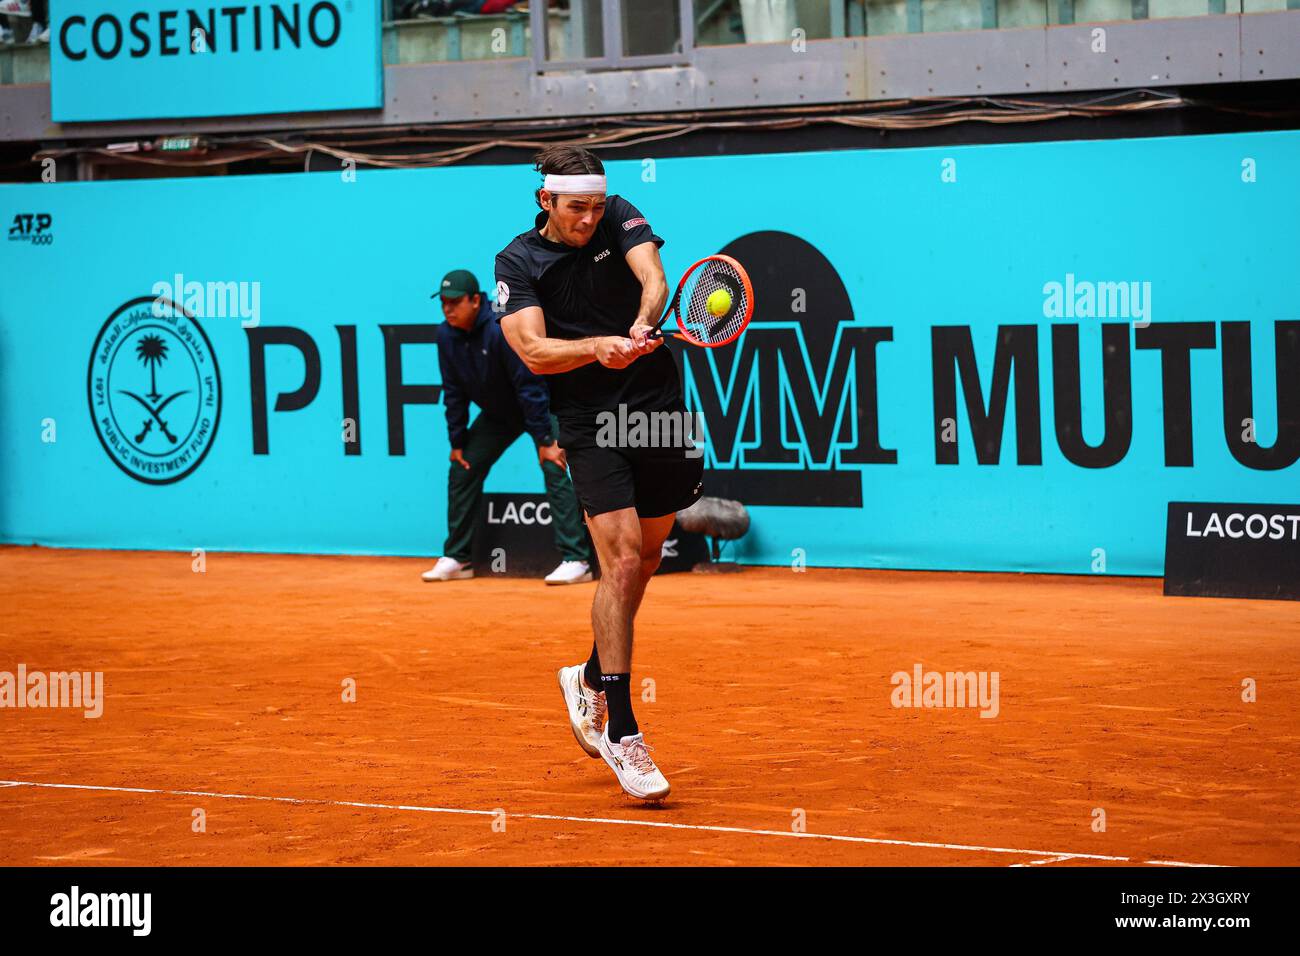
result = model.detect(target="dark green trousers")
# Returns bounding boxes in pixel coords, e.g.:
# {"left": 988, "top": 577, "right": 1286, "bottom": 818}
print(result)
{"left": 443, "top": 413, "right": 591, "bottom": 565}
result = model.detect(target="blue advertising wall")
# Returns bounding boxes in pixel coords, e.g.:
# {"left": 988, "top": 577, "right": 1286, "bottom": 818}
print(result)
{"left": 1, "top": 130, "right": 1297, "bottom": 573}
{"left": 50, "top": 1, "right": 383, "bottom": 121}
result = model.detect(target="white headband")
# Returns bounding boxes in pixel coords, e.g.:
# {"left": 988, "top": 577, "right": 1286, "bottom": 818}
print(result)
{"left": 542, "top": 173, "right": 607, "bottom": 195}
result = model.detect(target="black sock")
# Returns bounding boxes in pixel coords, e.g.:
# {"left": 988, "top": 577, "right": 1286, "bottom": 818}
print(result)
{"left": 583, "top": 642, "right": 602, "bottom": 691}
{"left": 600, "top": 673, "right": 638, "bottom": 742}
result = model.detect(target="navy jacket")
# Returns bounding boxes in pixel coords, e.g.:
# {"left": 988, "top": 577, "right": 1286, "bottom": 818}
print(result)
{"left": 436, "top": 297, "right": 553, "bottom": 449}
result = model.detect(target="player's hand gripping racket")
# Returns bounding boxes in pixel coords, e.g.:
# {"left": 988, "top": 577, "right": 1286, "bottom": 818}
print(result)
{"left": 646, "top": 254, "right": 754, "bottom": 347}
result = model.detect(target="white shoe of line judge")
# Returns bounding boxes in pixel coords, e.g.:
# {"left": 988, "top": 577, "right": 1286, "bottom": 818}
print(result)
{"left": 421, "top": 556, "right": 473, "bottom": 582}
{"left": 421, "top": 557, "right": 592, "bottom": 584}
{"left": 544, "top": 560, "right": 592, "bottom": 586}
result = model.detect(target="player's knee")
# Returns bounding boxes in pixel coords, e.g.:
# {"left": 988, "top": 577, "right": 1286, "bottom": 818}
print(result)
{"left": 603, "top": 552, "right": 642, "bottom": 590}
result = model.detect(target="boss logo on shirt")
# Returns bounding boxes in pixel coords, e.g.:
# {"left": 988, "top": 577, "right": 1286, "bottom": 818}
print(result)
{"left": 593, "top": 249, "right": 611, "bottom": 263}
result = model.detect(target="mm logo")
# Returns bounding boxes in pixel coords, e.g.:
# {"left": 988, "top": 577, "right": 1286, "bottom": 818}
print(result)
{"left": 8, "top": 213, "right": 53, "bottom": 245}
{"left": 676, "top": 231, "right": 893, "bottom": 508}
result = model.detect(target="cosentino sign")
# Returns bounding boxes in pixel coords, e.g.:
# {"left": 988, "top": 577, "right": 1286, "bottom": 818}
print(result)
{"left": 50, "top": 0, "right": 383, "bottom": 122}
{"left": 58, "top": 4, "right": 347, "bottom": 60}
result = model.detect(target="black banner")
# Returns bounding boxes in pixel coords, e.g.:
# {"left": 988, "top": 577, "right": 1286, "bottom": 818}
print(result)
{"left": 1164, "top": 501, "right": 1300, "bottom": 601}
{"left": 0, "top": 866, "right": 1289, "bottom": 941}
{"left": 470, "top": 493, "right": 709, "bottom": 577}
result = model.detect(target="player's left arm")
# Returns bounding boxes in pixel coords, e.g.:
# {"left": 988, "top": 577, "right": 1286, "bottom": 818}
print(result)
{"left": 625, "top": 241, "right": 668, "bottom": 353}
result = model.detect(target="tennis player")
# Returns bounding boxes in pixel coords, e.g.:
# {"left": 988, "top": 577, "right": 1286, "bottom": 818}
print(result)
{"left": 495, "top": 145, "right": 703, "bottom": 801}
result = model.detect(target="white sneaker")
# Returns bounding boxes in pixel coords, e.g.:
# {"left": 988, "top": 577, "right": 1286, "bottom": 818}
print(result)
{"left": 597, "top": 729, "right": 670, "bottom": 802}
{"left": 557, "top": 664, "right": 605, "bottom": 758}
{"left": 32, "top": 23, "right": 48, "bottom": 43}
{"left": 544, "top": 560, "right": 592, "bottom": 585}
{"left": 0, "top": 28, "right": 13, "bottom": 44}
{"left": 420, "top": 556, "right": 473, "bottom": 582}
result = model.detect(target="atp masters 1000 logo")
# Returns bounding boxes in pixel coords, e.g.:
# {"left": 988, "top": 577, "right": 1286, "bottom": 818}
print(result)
{"left": 87, "top": 296, "right": 222, "bottom": 484}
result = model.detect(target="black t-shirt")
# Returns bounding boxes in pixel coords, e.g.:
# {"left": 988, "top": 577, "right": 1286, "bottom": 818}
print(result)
{"left": 493, "top": 194, "right": 682, "bottom": 441}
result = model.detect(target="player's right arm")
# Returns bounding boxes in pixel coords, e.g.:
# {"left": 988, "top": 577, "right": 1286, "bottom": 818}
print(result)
{"left": 500, "top": 306, "right": 638, "bottom": 374}
{"left": 496, "top": 249, "right": 639, "bottom": 374}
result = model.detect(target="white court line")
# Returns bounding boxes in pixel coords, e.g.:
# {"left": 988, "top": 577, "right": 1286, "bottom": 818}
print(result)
{"left": 0, "top": 779, "right": 1222, "bottom": 867}
{"left": 1010, "top": 855, "right": 1080, "bottom": 867}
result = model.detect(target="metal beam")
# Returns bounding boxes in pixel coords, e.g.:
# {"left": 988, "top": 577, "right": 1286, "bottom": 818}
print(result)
{"left": 678, "top": 0, "right": 695, "bottom": 54}
{"left": 3, "top": 12, "right": 1298, "bottom": 142}
{"left": 601, "top": 0, "right": 621, "bottom": 61}
{"left": 529, "top": 0, "right": 547, "bottom": 69}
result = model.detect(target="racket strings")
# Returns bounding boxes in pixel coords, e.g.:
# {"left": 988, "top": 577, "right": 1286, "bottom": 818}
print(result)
{"left": 679, "top": 261, "right": 749, "bottom": 345}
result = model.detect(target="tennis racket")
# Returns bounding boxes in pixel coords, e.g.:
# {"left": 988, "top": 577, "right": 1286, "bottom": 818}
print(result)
{"left": 646, "top": 254, "right": 754, "bottom": 348}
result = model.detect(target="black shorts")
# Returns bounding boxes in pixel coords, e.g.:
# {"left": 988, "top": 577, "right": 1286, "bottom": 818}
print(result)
{"left": 563, "top": 439, "right": 705, "bottom": 519}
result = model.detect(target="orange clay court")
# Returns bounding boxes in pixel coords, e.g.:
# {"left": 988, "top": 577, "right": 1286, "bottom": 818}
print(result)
{"left": 1, "top": 544, "right": 1297, "bottom": 868}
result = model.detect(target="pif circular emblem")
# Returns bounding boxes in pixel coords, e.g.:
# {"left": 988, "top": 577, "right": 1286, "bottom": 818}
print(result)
{"left": 87, "top": 295, "right": 222, "bottom": 484}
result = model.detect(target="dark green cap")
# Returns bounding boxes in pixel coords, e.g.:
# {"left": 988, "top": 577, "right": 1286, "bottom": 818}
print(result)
{"left": 434, "top": 269, "right": 480, "bottom": 299}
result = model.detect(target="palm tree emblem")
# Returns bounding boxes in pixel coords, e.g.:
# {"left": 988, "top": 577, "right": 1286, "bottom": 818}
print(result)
{"left": 135, "top": 333, "right": 168, "bottom": 401}
{"left": 118, "top": 331, "right": 189, "bottom": 446}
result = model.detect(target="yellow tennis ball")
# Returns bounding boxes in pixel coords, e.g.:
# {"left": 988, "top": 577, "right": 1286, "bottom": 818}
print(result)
{"left": 706, "top": 288, "right": 732, "bottom": 317}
